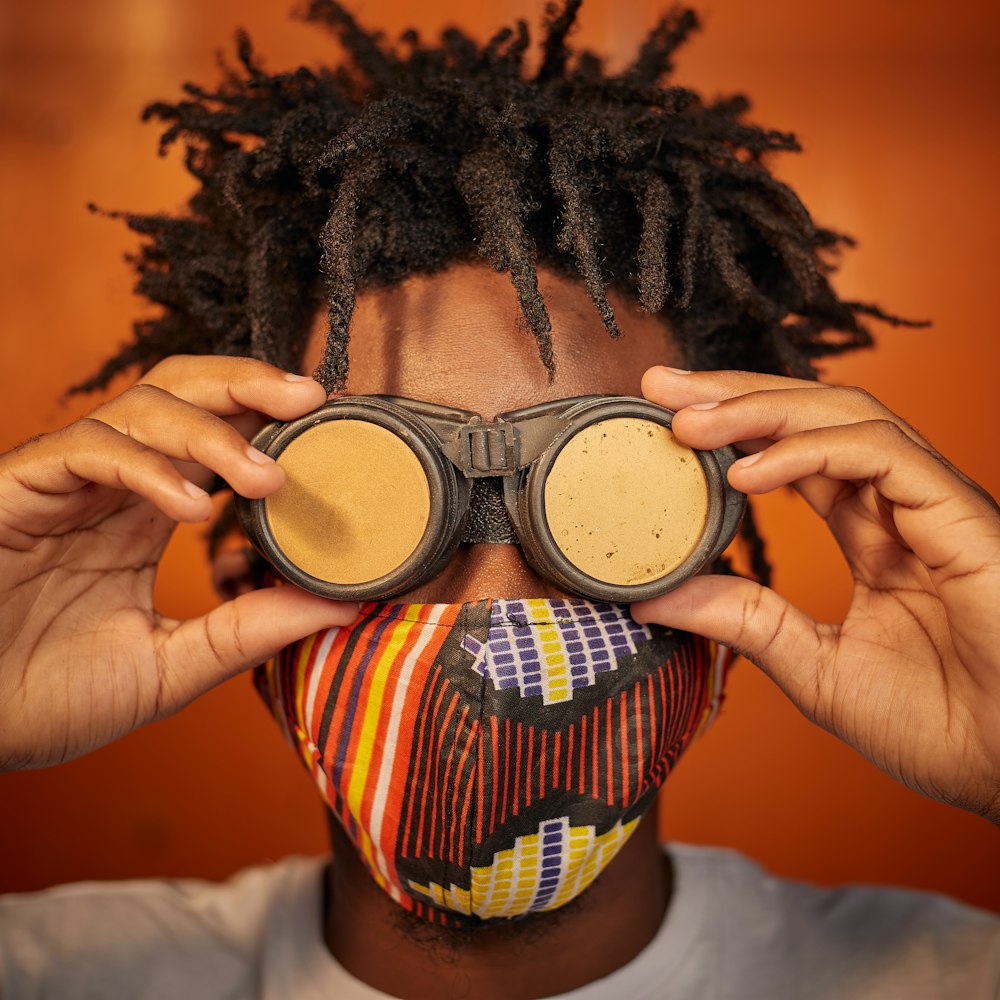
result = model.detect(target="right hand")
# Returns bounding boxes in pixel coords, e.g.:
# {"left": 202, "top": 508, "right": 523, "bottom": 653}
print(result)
{"left": 0, "top": 355, "right": 359, "bottom": 770}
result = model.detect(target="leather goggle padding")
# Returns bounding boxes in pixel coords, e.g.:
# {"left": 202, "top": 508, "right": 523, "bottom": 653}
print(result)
{"left": 265, "top": 419, "right": 431, "bottom": 585}
{"left": 462, "top": 478, "right": 518, "bottom": 544}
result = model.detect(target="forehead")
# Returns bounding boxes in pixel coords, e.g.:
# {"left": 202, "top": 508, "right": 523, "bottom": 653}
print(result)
{"left": 302, "top": 264, "right": 680, "bottom": 413}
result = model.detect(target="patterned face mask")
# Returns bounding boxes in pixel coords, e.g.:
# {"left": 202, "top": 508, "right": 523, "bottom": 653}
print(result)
{"left": 256, "top": 598, "right": 728, "bottom": 927}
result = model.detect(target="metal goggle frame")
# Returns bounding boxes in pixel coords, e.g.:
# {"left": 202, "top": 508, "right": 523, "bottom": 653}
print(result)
{"left": 235, "top": 394, "right": 746, "bottom": 603}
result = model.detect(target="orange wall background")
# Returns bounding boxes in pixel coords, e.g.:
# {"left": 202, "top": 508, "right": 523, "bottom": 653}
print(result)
{"left": 1, "top": 1, "right": 998, "bottom": 908}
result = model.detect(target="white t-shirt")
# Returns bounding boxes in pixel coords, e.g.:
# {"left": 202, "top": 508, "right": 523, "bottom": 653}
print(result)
{"left": 1, "top": 844, "right": 997, "bottom": 999}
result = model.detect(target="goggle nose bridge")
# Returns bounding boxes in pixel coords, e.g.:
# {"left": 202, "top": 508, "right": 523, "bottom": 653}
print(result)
{"left": 414, "top": 405, "right": 585, "bottom": 547}
{"left": 424, "top": 406, "right": 580, "bottom": 482}
{"left": 450, "top": 420, "right": 519, "bottom": 477}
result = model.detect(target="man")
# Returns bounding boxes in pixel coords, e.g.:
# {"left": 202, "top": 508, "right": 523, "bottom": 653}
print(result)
{"left": 1, "top": 3, "right": 998, "bottom": 997}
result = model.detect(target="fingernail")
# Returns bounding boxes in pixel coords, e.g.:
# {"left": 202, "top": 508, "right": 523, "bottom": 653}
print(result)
{"left": 688, "top": 401, "right": 719, "bottom": 411}
{"left": 245, "top": 445, "right": 274, "bottom": 465}
{"left": 182, "top": 479, "right": 208, "bottom": 499}
{"left": 732, "top": 452, "right": 763, "bottom": 468}
{"left": 284, "top": 372, "right": 311, "bottom": 382}
{"left": 662, "top": 366, "right": 691, "bottom": 375}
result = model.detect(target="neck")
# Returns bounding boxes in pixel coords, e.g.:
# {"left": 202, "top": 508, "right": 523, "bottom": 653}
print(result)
{"left": 323, "top": 810, "right": 670, "bottom": 1000}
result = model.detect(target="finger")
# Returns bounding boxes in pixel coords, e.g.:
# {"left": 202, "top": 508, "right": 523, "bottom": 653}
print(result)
{"left": 641, "top": 365, "right": 825, "bottom": 413}
{"left": 729, "top": 420, "right": 1000, "bottom": 583}
{"left": 155, "top": 588, "right": 361, "bottom": 709}
{"left": 632, "top": 574, "right": 827, "bottom": 720}
{"left": 137, "top": 355, "right": 326, "bottom": 420}
{"left": 2, "top": 418, "right": 212, "bottom": 526}
{"left": 667, "top": 383, "right": 934, "bottom": 456}
{"left": 90, "top": 384, "right": 284, "bottom": 497}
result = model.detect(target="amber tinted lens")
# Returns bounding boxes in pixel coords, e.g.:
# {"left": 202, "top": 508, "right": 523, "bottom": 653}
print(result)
{"left": 265, "top": 419, "right": 431, "bottom": 586}
{"left": 543, "top": 417, "right": 709, "bottom": 586}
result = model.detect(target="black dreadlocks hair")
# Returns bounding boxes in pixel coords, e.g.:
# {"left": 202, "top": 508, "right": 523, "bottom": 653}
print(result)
{"left": 80, "top": 0, "right": 917, "bottom": 584}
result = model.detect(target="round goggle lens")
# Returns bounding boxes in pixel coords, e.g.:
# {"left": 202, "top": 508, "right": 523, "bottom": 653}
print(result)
{"left": 265, "top": 419, "right": 431, "bottom": 586}
{"left": 543, "top": 416, "right": 710, "bottom": 586}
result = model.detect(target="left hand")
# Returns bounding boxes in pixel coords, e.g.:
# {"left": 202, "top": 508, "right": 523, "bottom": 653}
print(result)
{"left": 632, "top": 366, "right": 1000, "bottom": 824}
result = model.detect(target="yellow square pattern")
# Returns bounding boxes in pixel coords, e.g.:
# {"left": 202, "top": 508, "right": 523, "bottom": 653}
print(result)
{"left": 527, "top": 599, "right": 571, "bottom": 704}
{"left": 407, "top": 815, "right": 639, "bottom": 920}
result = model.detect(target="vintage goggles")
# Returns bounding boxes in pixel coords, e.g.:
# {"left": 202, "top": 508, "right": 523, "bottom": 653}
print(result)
{"left": 235, "top": 394, "right": 746, "bottom": 604}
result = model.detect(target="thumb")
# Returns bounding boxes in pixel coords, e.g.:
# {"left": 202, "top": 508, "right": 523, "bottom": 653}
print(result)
{"left": 157, "top": 587, "right": 359, "bottom": 711}
{"left": 632, "top": 575, "right": 825, "bottom": 711}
